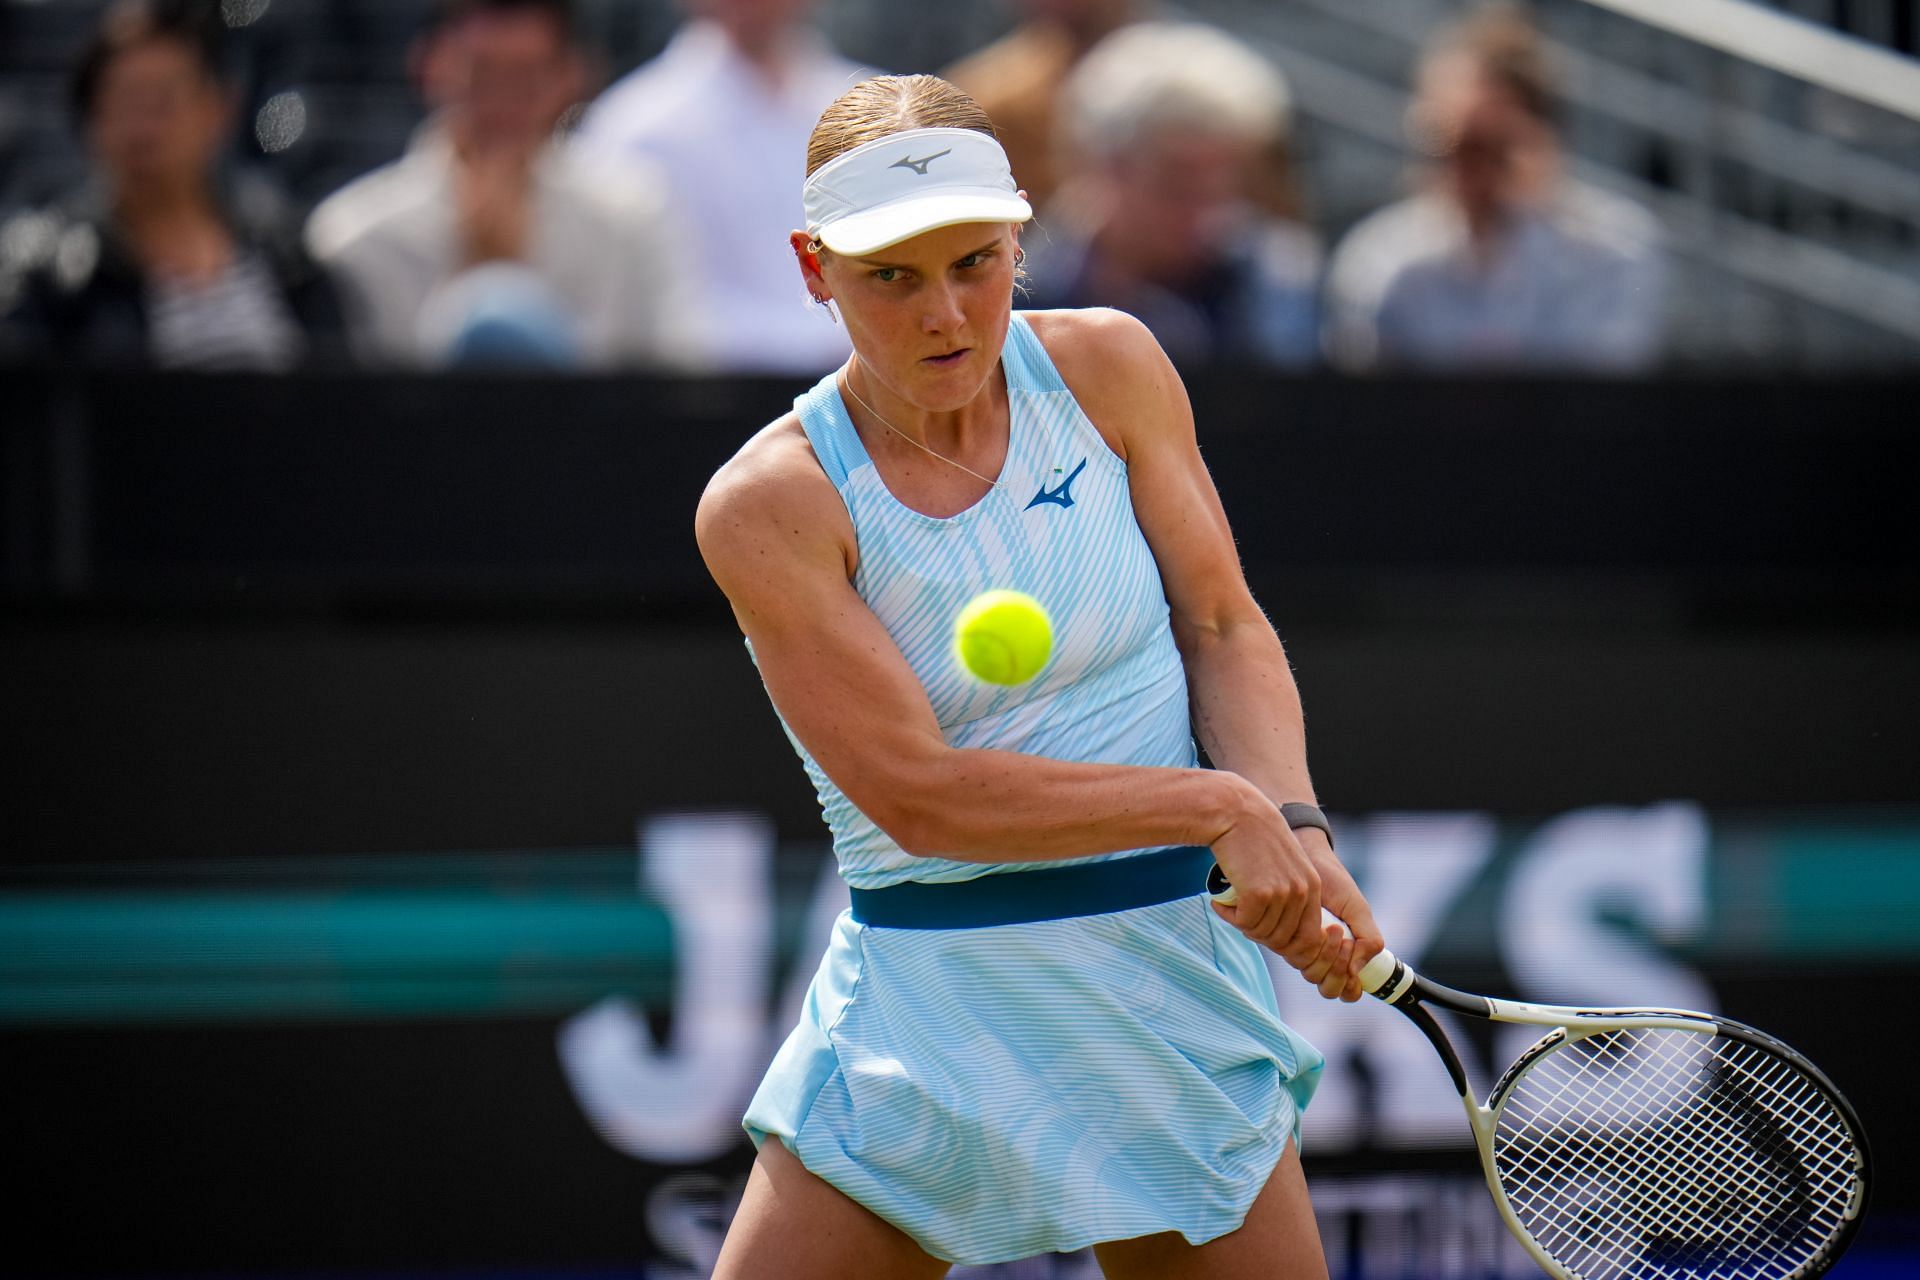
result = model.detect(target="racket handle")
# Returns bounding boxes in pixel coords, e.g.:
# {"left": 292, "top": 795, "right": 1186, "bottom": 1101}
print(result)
{"left": 1207, "top": 865, "right": 1400, "bottom": 994}
{"left": 1323, "top": 907, "right": 1401, "bottom": 994}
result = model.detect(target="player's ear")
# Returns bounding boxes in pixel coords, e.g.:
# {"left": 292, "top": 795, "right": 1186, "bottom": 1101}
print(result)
{"left": 791, "top": 230, "right": 830, "bottom": 300}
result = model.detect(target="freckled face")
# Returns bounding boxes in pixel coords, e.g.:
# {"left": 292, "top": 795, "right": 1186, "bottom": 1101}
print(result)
{"left": 817, "top": 221, "right": 1020, "bottom": 414}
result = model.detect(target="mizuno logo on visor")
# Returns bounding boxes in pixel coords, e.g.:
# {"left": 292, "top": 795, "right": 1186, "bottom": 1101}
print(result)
{"left": 889, "top": 149, "right": 953, "bottom": 176}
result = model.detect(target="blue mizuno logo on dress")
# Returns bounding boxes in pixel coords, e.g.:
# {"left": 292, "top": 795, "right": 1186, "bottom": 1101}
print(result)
{"left": 1026, "top": 458, "right": 1087, "bottom": 511}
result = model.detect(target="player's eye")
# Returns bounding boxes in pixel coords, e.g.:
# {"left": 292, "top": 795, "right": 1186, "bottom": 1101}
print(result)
{"left": 955, "top": 252, "right": 990, "bottom": 270}
{"left": 871, "top": 267, "right": 905, "bottom": 283}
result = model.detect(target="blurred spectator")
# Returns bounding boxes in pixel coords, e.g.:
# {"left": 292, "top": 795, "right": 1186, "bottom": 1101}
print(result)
{"left": 1024, "top": 22, "right": 1321, "bottom": 368}
{"left": 575, "top": 0, "right": 864, "bottom": 374}
{"left": 1324, "top": 7, "right": 1665, "bottom": 372}
{"left": 0, "top": 0, "right": 344, "bottom": 370}
{"left": 306, "top": 0, "right": 705, "bottom": 370}
{"left": 941, "top": 0, "right": 1140, "bottom": 213}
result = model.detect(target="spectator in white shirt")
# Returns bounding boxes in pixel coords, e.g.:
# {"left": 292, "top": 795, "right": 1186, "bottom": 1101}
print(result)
{"left": 576, "top": 0, "right": 867, "bottom": 374}
{"left": 1324, "top": 7, "right": 1665, "bottom": 373}
{"left": 306, "top": 0, "right": 707, "bottom": 370}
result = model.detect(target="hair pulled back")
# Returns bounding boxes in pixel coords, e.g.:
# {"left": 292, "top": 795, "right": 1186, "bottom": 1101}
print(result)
{"left": 806, "top": 74, "right": 998, "bottom": 178}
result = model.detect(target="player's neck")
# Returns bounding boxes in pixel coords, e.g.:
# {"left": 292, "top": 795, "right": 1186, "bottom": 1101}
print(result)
{"left": 845, "top": 356, "right": 1008, "bottom": 457}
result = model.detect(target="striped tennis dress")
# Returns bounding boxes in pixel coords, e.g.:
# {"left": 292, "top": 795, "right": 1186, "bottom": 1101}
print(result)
{"left": 742, "top": 312, "right": 1324, "bottom": 1265}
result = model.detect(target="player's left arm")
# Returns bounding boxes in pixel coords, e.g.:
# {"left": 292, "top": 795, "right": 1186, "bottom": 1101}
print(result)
{"left": 1037, "top": 308, "right": 1383, "bottom": 998}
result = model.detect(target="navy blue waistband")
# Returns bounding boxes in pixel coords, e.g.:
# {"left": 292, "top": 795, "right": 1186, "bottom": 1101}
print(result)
{"left": 847, "top": 844, "right": 1215, "bottom": 929}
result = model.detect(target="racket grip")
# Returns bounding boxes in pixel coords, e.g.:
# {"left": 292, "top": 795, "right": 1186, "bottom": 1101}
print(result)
{"left": 1324, "top": 908, "right": 1401, "bottom": 994}
{"left": 1207, "top": 865, "right": 1400, "bottom": 994}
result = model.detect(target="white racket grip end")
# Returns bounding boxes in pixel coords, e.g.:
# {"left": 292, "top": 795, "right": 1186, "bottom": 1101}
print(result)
{"left": 1357, "top": 945, "right": 1401, "bottom": 993}
{"left": 1319, "top": 907, "right": 1402, "bottom": 995}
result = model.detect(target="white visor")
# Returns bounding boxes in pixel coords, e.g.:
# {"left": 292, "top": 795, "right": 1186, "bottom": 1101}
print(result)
{"left": 803, "top": 127, "right": 1032, "bottom": 256}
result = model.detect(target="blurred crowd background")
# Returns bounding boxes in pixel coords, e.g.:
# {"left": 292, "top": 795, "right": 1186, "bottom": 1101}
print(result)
{"left": 2, "top": 0, "right": 1917, "bottom": 377}
{"left": 5, "top": 5, "right": 1919, "bottom": 1279}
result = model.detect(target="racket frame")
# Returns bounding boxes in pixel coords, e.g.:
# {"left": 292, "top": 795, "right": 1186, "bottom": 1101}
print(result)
{"left": 1376, "top": 962, "right": 1873, "bottom": 1280}
{"left": 1202, "top": 886, "right": 1873, "bottom": 1276}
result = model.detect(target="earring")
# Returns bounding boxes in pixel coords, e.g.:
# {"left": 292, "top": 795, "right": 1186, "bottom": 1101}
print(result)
{"left": 806, "top": 238, "right": 824, "bottom": 254}
{"left": 812, "top": 293, "right": 839, "bottom": 325}
{"left": 1014, "top": 247, "right": 1026, "bottom": 267}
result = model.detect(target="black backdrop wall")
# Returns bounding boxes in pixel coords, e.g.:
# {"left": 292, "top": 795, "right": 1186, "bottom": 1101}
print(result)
{"left": 4, "top": 368, "right": 1917, "bottom": 1278}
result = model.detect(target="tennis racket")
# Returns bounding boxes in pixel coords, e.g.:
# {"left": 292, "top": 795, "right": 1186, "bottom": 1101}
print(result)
{"left": 1208, "top": 873, "right": 1872, "bottom": 1280}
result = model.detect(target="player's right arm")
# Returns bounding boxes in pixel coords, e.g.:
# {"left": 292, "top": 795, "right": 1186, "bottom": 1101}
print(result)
{"left": 694, "top": 418, "right": 1303, "bottom": 878}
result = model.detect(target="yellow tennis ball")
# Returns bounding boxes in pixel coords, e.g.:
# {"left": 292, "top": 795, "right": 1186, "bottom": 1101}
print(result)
{"left": 953, "top": 589, "right": 1053, "bottom": 685}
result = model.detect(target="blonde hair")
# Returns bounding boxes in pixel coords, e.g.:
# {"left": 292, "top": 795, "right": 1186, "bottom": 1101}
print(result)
{"left": 806, "top": 74, "right": 999, "bottom": 178}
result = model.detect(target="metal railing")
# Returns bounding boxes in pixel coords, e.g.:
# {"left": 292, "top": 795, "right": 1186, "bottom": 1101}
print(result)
{"left": 1581, "top": 0, "right": 1920, "bottom": 118}
{"left": 1186, "top": 0, "right": 1920, "bottom": 362}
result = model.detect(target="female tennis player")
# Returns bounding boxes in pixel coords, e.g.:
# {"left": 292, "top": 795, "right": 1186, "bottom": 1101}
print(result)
{"left": 695, "top": 74, "right": 1386, "bottom": 1280}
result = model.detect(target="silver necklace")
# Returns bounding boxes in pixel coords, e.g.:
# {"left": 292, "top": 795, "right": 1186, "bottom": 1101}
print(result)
{"left": 841, "top": 366, "right": 1004, "bottom": 490}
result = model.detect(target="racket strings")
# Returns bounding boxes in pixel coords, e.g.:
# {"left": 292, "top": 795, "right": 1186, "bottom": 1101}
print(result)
{"left": 1503, "top": 1059, "right": 1798, "bottom": 1279}
{"left": 1501, "top": 1042, "right": 1763, "bottom": 1278}
{"left": 1521, "top": 1038, "right": 1815, "bottom": 1247}
{"left": 1511, "top": 1037, "right": 1845, "bottom": 1280}
{"left": 1500, "top": 1032, "right": 1851, "bottom": 1280}
{"left": 1491, "top": 1027, "right": 1859, "bottom": 1280}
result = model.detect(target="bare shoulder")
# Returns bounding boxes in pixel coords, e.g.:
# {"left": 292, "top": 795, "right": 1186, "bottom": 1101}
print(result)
{"left": 1022, "top": 306, "right": 1166, "bottom": 384}
{"left": 695, "top": 414, "right": 852, "bottom": 587}
{"left": 1020, "top": 308, "right": 1188, "bottom": 457}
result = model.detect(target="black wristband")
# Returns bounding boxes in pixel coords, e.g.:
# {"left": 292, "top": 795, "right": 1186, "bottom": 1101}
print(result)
{"left": 1280, "top": 802, "right": 1333, "bottom": 849}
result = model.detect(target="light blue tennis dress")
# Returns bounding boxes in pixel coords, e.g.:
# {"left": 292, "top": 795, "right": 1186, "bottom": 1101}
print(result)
{"left": 741, "top": 312, "right": 1324, "bottom": 1265}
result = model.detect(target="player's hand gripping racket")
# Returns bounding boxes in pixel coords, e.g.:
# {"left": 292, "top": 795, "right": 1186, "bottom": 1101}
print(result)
{"left": 1209, "top": 870, "right": 1872, "bottom": 1280}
